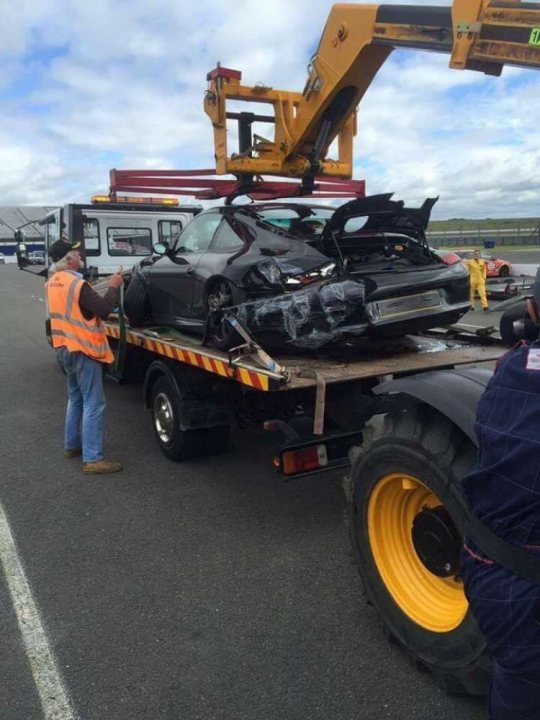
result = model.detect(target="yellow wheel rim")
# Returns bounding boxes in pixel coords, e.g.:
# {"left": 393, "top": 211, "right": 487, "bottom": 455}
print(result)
{"left": 367, "top": 473, "right": 468, "bottom": 633}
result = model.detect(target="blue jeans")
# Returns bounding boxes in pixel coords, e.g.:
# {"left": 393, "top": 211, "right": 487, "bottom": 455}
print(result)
{"left": 57, "top": 348, "right": 106, "bottom": 463}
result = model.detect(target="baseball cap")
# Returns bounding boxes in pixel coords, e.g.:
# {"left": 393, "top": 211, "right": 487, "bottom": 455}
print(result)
{"left": 49, "top": 239, "right": 81, "bottom": 262}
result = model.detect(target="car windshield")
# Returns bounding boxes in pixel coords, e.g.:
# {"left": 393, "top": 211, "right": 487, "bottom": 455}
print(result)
{"left": 255, "top": 207, "right": 334, "bottom": 239}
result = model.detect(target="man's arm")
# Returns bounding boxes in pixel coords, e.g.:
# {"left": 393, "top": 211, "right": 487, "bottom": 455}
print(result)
{"left": 79, "top": 284, "right": 119, "bottom": 320}
{"left": 79, "top": 268, "right": 124, "bottom": 320}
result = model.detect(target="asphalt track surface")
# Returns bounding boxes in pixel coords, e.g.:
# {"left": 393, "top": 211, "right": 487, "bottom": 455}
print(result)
{"left": 0, "top": 265, "right": 497, "bottom": 720}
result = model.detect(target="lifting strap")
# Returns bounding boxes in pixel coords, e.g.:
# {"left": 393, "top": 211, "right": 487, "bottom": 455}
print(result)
{"left": 113, "top": 283, "right": 127, "bottom": 378}
{"left": 460, "top": 498, "right": 540, "bottom": 585}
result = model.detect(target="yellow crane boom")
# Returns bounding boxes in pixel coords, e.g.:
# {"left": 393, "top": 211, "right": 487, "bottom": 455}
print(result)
{"left": 204, "top": 0, "right": 540, "bottom": 187}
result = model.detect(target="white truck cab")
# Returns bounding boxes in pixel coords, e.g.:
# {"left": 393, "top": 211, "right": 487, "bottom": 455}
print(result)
{"left": 39, "top": 197, "right": 203, "bottom": 276}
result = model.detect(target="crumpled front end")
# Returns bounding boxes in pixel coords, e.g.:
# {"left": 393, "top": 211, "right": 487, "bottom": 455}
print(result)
{"left": 227, "top": 279, "right": 368, "bottom": 350}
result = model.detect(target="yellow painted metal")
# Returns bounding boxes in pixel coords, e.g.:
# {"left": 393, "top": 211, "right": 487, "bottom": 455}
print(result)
{"left": 204, "top": 0, "right": 540, "bottom": 182}
{"left": 204, "top": 4, "right": 390, "bottom": 179}
{"left": 367, "top": 473, "right": 468, "bottom": 633}
{"left": 450, "top": 0, "right": 486, "bottom": 69}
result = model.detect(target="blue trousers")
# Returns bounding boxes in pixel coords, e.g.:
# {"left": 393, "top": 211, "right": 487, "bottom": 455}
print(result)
{"left": 461, "top": 548, "right": 540, "bottom": 719}
{"left": 57, "top": 348, "right": 106, "bottom": 463}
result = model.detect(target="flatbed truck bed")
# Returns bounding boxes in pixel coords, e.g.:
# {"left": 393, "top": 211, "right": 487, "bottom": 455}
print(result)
{"left": 105, "top": 319, "right": 504, "bottom": 393}
{"left": 103, "top": 314, "right": 504, "bottom": 471}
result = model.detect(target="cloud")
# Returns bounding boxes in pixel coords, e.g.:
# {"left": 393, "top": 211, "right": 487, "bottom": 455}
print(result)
{"left": 0, "top": 0, "right": 539, "bottom": 219}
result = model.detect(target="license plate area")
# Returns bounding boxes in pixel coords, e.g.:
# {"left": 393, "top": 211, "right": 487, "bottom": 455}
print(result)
{"left": 376, "top": 290, "right": 442, "bottom": 319}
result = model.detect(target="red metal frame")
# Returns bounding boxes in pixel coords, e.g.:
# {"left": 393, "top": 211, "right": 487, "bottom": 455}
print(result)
{"left": 206, "top": 66, "right": 242, "bottom": 82}
{"left": 109, "top": 169, "right": 365, "bottom": 202}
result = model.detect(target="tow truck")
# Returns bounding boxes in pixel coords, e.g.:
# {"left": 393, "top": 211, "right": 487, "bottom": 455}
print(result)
{"left": 65, "top": 0, "right": 540, "bottom": 696}
{"left": 17, "top": 195, "right": 202, "bottom": 276}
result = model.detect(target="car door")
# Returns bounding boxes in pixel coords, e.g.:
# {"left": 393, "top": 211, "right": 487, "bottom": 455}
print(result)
{"left": 189, "top": 215, "right": 249, "bottom": 317}
{"left": 147, "top": 212, "right": 222, "bottom": 324}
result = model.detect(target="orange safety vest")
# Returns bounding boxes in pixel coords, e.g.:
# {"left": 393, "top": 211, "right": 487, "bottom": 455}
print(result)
{"left": 45, "top": 270, "right": 114, "bottom": 364}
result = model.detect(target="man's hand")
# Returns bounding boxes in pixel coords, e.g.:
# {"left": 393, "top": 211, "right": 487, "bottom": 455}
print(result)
{"left": 108, "top": 267, "right": 124, "bottom": 289}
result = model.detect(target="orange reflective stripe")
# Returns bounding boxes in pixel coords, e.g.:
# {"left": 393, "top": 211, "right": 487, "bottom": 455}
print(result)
{"left": 45, "top": 271, "right": 114, "bottom": 364}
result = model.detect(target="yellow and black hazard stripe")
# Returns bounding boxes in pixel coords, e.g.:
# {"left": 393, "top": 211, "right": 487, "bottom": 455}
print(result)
{"left": 105, "top": 324, "right": 283, "bottom": 391}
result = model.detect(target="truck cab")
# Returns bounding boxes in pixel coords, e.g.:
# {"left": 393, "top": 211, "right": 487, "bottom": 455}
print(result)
{"left": 39, "top": 197, "right": 202, "bottom": 276}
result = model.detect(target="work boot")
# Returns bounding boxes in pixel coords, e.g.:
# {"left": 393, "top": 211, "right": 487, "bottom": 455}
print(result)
{"left": 83, "top": 460, "right": 123, "bottom": 474}
{"left": 483, "top": 307, "right": 489, "bottom": 312}
{"left": 64, "top": 448, "right": 82, "bottom": 458}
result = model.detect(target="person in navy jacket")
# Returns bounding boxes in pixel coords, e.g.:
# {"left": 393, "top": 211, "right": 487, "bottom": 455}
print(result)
{"left": 461, "top": 267, "right": 540, "bottom": 720}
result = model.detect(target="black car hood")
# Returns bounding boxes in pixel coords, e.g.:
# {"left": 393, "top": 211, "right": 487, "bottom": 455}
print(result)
{"left": 322, "top": 193, "right": 438, "bottom": 240}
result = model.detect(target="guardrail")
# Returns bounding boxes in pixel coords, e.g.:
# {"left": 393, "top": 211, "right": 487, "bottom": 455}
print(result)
{"left": 428, "top": 224, "right": 540, "bottom": 247}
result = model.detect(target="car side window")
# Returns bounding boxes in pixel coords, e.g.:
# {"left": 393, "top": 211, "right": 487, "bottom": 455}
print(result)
{"left": 159, "top": 220, "right": 183, "bottom": 246}
{"left": 209, "top": 217, "right": 246, "bottom": 252}
{"left": 174, "top": 213, "right": 221, "bottom": 255}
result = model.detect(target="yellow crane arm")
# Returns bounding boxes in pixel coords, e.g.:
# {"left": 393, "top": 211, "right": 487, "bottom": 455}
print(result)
{"left": 204, "top": 0, "right": 540, "bottom": 183}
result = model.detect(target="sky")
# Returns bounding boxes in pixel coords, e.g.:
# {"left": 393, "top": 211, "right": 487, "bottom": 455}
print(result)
{"left": 1, "top": 0, "right": 539, "bottom": 219}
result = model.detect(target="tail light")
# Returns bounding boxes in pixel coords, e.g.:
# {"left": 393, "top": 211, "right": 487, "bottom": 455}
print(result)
{"left": 278, "top": 445, "right": 328, "bottom": 476}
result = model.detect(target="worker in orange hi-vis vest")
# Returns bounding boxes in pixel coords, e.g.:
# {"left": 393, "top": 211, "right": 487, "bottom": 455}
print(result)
{"left": 467, "top": 249, "right": 489, "bottom": 312}
{"left": 45, "top": 243, "right": 124, "bottom": 474}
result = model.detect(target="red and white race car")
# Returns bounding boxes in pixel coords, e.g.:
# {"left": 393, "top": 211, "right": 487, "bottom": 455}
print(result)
{"left": 434, "top": 248, "right": 512, "bottom": 278}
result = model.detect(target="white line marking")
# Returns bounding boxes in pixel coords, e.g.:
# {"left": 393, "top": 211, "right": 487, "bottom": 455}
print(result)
{"left": 0, "top": 500, "right": 78, "bottom": 720}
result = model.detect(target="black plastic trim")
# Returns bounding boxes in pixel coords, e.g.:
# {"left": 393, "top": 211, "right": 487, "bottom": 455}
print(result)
{"left": 376, "top": 5, "right": 451, "bottom": 29}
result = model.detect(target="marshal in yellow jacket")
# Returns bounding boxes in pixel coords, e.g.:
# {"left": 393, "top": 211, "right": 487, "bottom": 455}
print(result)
{"left": 467, "top": 255, "right": 488, "bottom": 310}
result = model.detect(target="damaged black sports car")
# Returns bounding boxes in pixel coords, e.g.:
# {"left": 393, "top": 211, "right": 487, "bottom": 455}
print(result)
{"left": 123, "top": 194, "right": 470, "bottom": 351}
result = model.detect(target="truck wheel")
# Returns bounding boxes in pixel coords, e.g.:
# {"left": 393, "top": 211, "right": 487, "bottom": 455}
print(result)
{"left": 150, "top": 377, "right": 202, "bottom": 461}
{"left": 124, "top": 273, "right": 151, "bottom": 327}
{"left": 348, "top": 405, "right": 490, "bottom": 695}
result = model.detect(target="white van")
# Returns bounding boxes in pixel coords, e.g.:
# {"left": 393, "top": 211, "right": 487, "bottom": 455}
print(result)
{"left": 39, "top": 198, "right": 203, "bottom": 276}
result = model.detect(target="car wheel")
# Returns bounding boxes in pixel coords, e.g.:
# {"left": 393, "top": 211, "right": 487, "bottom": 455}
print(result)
{"left": 498, "top": 265, "right": 510, "bottom": 278}
{"left": 206, "top": 279, "right": 242, "bottom": 351}
{"left": 124, "top": 273, "right": 151, "bottom": 326}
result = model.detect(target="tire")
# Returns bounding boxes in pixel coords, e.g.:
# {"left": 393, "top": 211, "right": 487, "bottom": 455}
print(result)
{"left": 124, "top": 273, "right": 151, "bottom": 327}
{"left": 348, "top": 405, "right": 490, "bottom": 696}
{"left": 150, "top": 377, "right": 203, "bottom": 461}
{"left": 150, "top": 377, "right": 230, "bottom": 461}
{"left": 206, "top": 279, "right": 242, "bottom": 351}
{"left": 498, "top": 265, "right": 510, "bottom": 278}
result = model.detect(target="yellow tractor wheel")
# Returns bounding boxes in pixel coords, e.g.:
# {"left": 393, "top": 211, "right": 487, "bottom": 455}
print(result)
{"left": 348, "top": 406, "right": 490, "bottom": 695}
{"left": 367, "top": 472, "right": 468, "bottom": 633}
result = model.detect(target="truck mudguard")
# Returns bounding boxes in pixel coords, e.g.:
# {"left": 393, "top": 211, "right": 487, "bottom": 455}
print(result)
{"left": 373, "top": 367, "right": 493, "bottom": 446}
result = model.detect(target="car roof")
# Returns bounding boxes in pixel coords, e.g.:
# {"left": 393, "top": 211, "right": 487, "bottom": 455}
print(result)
{"left": 212, "top": 202, "right": 334, "bottom": 217}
